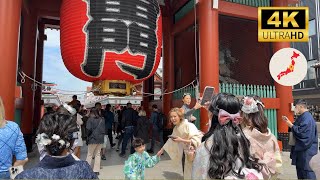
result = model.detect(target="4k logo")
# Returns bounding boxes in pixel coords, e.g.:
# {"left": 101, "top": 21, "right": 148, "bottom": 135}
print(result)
{"left": 258, "top": 7, "right": 309, "bottom": 42}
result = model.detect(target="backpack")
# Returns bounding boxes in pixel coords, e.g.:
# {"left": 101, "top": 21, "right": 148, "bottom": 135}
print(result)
{"left": 156, "top": 112, "right": 166, "bottom": 130}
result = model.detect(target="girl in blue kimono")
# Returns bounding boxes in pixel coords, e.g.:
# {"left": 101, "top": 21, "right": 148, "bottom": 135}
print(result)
{"left": 123, "top": 138, "right": 161, "bottom": 180}
{"left": 282, "top": 99, "right": 318, "bottom": 180}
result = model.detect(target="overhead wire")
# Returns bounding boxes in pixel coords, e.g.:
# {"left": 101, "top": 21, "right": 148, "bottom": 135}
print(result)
{"left": 18, "top": 71, "right": 100, "bottom": 95}
{"left": 135, "top": 79, "right": 197, "bottom": 98}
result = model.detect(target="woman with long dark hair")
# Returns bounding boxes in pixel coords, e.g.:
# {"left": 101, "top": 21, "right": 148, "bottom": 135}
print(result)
{"left": 241, "top": 95, "right": 282, "bottom": 179}
{"left": 16, "top": 111, "right": 97, "bottom": 179}
{"left": 192, "top": 93, "right": 263, "bottom": 179}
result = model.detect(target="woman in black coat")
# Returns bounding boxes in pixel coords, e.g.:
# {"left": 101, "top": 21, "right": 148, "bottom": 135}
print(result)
{"left": 134, "top": 110, "right": 150, "bottom": 144}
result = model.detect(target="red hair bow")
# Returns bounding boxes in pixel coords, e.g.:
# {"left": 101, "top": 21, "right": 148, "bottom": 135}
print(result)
{"left": 218, "top": 109, "right": 242, "bottom": 125}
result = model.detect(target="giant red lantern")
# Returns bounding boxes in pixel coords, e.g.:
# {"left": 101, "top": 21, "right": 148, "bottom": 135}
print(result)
{"left": 60, "top": 0, "right": 162, "bottom": 96}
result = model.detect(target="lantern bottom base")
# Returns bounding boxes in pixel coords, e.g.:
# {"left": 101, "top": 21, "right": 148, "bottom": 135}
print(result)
{"left": 92, "top": 80, "right": 133, "bottom": 96}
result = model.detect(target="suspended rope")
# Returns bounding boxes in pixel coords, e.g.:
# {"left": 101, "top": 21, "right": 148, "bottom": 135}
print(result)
{"left": 134, "top": 79, "right": 197, "bottom": 98}
{"left": 18, "top": 70, "right": 101, "bottom": 95}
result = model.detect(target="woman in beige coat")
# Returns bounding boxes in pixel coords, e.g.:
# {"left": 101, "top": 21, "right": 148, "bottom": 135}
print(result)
{"left": 158, "top": 108, "right": 203, "bottom": 179}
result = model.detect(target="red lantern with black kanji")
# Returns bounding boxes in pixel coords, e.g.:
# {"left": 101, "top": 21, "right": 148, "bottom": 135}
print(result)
{"left": 60, "top": 0, "right": 162, "bottom": 95}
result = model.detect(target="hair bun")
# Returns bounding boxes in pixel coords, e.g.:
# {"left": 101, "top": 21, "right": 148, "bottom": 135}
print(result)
{"left": 47, "top": 142, "right": 64, "bottom": 156}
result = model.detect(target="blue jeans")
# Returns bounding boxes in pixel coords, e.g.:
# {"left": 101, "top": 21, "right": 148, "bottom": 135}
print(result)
{"left": 121, "top": 126, "right": 134, "bottom": 154}
{"left": 0, "top": 171, "right": 10, "bottom": 179}
{"left": 150, "top": 128, "right": 164, "bottom": 151}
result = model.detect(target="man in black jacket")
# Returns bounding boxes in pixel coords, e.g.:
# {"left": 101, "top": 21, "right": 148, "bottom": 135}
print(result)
{"left": 119, "top": 103, "right": 138, "bottom": 157}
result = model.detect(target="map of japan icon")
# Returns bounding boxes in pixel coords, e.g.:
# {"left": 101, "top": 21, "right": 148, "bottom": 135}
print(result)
{"left": 269, "top": 48, "right": 307, "bottom": 86}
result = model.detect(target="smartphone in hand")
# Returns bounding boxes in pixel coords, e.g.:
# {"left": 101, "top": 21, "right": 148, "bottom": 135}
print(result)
{"left": 201, "top": 86, "right": 215, "bottom": 105}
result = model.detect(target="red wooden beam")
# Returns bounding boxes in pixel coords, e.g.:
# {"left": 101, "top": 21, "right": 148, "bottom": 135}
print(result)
{"left": 172, "top": 1, "right": 259, "bottom": 36}
{"left": 172, "top": 0, "right": 189, "bottom": 14}
{"left": 33, "top": 0, "right": 61, "bottom": 19}
{"left": 219, "top": 0, "right": 258, "bottom": 21}
{"left": 37, "top": 9, "right": 60, "bottom": 19}
{"left": 32, "top": 0, "right": 61, "bottom": 12}
{"left": 42, "top": 18, "right": 60, "bottom": 26}
{"left": 172, "top": 6, "right": 199, "bottom": 35}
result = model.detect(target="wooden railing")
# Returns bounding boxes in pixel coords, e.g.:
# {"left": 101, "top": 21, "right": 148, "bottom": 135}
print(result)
{"left": 219, "top": 83, "right": 276, "bottom": 98}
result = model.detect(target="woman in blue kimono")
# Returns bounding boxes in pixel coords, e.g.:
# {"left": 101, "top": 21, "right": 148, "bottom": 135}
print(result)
{"left": 16, "top": 112, "right": 98, "bottom": 179}
{"left": 282, "top": 99, "right": 318, "bottom": 179}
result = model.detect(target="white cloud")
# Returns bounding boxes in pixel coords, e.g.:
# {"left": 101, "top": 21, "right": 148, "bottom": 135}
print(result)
{"left": 44, "top": 29, "right": 60, "bottom": 47}
{"left": 43, "top": 29, "right": 91, "bottom": 92}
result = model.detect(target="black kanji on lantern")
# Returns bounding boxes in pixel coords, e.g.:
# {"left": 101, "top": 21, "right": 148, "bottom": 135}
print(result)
{"left": 81, "top": 0, "right": 160, "bottom": 79}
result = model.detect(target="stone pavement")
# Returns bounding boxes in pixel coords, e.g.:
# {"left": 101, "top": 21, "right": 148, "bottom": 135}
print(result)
{"left": 24, "top": 139, "right": 298, "bottom": 179}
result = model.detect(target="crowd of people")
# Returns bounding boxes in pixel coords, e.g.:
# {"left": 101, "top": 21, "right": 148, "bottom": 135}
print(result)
{"left": 0, "top": 92, "right": 319, "bottom": 179}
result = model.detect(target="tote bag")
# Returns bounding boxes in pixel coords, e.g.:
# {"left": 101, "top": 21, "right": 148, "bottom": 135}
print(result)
{"left": 288, "top": 131, "right": 296, "bottom": 146}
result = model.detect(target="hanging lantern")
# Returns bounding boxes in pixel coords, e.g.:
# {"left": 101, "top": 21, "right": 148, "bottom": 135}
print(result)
{"left": 60, "top": 0, "right": 162, "bottom": 96}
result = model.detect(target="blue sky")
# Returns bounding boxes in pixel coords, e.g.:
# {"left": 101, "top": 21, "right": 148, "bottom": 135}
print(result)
{"left": 43, "top": 29, "right": 91, "bottom": 92}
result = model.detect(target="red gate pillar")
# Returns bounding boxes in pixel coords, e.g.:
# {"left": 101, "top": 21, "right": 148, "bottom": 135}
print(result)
{"left": 33, "top": 22, "right": 45, "bottom": 129}
{"left": 0, "top": 0, "right": 22, "bottom": 120}
{"left": 162, "top": 16, "right": 174, "bottom": 128}
{"left": 273, "top": 0, "right": 293, "bottom": 134}
{"left": 199, "top": 0, "right": 219, "bottom": 132}
{"left": 21, "top": 12, "right": 38, "bottom": 152}
{"left": 274, "top": 42, "right": 294, "bottom": 133}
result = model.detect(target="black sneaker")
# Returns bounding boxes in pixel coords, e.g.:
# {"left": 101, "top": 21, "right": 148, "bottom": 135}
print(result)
{"left": 147, "top": 149, "right": 154, "bottom": 154}
{"left": 119, "top": 153, "right": 126, "bottom": 157}
{"left": 111, "top": 143, "right": 116, "bottom": 148}
{"left": 101, "top": 155, "right": 106, "bottom": 160}
{"left": 95, "top": 172, "right": 99, "bottom": 176}
{"left": 116, "top": 147, "right": 120, "bottom": 151}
